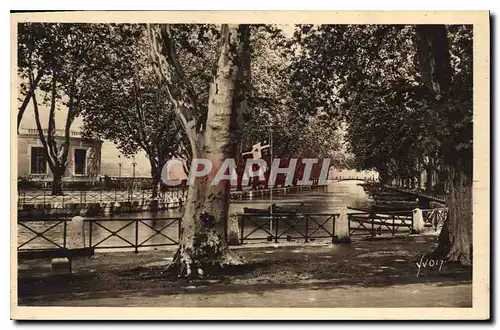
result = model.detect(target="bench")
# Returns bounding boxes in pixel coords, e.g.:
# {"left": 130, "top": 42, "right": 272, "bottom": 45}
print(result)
{"left": 18, "top": 247, "right": 95, "bottom": 274}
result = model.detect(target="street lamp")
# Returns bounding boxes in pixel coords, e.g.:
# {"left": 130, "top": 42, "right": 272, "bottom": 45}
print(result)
{"left": 132, "top": 155, "right": 137, "bottom": 179}
{"left": 118, "top": 155, "right": 123, "bottom": 178}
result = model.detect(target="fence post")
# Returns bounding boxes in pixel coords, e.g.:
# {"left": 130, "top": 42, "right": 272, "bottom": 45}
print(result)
{"left": 177, "top": 218, "right": 182, "bottom": 244}
{"left": 370, "top": 212, "right": 375, "bottom": 237}
{"left": 89, "top": 221, "right": 93, "bottom": 248}
{"left": 135, "top": 220, "right": 139, "bottom": 253}
{"left": 240, "top": 215, "right": 245, "bottom": 245}
{"left": 332, "top": 215, "right": 336, "bottom": 244}
{"left": 43, "top": 190, "right": 46, "bottom": 204}
{"left": 63, "top": 219, "right": 67, "bottom": 248}
{"left": 274, "top": 215, "right": 279, "bottom": 243}
{"left": 392, "top": 214, "right": 395, "bottom": 236}
{"left": 348, "top": 214, "right": 351, "bottom": 236}
{"left": 305, "top": 216, "right": 309, "bottom": 243}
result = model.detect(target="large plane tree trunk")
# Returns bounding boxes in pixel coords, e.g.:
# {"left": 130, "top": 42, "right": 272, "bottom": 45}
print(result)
{"left": 148, "top": 24, "right": 248, "bottom": 277}
{"left": 170, "top": 151, "right": 242, "bottom": 277}
{"left": 416, "top": 25, "right": 472, "bottom": 265}
{"left": 430, "top": 169, "right": 472, "bottom": 265}
{"left": 431, "top": 172, "right": 473, "bottom": 265}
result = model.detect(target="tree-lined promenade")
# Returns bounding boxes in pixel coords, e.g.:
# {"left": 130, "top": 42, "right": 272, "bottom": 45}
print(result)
{"left": 18, "top": 23, "right": 472, "bottom": 277}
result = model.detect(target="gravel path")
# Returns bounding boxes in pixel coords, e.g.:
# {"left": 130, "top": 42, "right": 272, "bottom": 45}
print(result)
{"left": 17, "top": 236, "right": 472, "bottom": 308}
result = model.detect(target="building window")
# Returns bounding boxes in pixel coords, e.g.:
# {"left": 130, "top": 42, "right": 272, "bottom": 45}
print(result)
{"left": 30, "top": 147, "right": 47, "bottom": 174}
{"left": 74, "top": 149, "right": 87, "bottom": 175}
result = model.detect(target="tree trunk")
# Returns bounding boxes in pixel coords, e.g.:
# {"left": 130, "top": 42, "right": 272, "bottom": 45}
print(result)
{"left": 426, "top": 158, "right": 434, "bottom": 193}
{"left": 416, "top": 25, "right": 472, "bottom": 266}
{"left": 378, "top": 168, "right": 392, "bottom": 185}
{"left": 235, "top": 157, "right": 245, "bottom": 191}
{"left": 151, "top": 167, "right": 161, "bottom": 198}
{"left": 167, "top": 162, "right": 243, "bottom": 277}
{"left": 51, "top": 169, "right": 64, "bottom": 196}
{"left": 430, "top": 169, "right": 472, "bottom": 265}
{"left": 162, "top": 25, "right": 247, "bottom": 277}
{"left": 18, "top": 68, "right": 44, "bottom": 133}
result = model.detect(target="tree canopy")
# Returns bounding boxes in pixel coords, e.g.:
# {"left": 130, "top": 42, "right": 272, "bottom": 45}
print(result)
{"left": 291, "top": 24, "right": 472, "bottom": 189}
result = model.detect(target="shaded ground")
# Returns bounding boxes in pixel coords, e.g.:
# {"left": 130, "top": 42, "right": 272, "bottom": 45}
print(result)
{"left": 17, "top": 235, "right": 472, "bottom": 307}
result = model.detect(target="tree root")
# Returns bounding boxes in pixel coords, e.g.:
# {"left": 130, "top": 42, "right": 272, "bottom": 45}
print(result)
{"left": 163, "top": 229, "right": 245, "bottom": 279}
{"left": 445, "top": 243, "right": 472, "bottom": 266}
{"left": 427, "top": 219, "right": 472, "bottom": 266}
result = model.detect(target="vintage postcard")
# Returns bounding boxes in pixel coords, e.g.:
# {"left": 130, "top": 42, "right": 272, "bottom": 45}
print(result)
{"left": 11, "top": 11, "right": 490, "bottom": 320}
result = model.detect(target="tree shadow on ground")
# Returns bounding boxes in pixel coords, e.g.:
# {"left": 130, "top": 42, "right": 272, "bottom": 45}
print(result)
{"left": 18, "top": 236, "right": 472, "bottom": 305}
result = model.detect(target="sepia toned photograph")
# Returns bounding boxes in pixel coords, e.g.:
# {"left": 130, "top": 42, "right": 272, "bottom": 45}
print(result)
{"left": 11, "top": 11, "right": 489, "bottom": 320}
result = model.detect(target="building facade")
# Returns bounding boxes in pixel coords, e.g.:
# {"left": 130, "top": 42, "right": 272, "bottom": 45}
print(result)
{"left": 17, "top": 128, "right": 102, "bottom": 183}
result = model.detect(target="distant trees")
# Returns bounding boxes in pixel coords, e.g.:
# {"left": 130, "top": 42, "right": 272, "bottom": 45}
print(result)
{"left": 292, "top": 24, "right": 472, "bottom": 264}
{"left": 290, "top": 25, "right": 426, "bottom": 187}
{"left": 80, "top": 25, "right": 189, "bottom": 197}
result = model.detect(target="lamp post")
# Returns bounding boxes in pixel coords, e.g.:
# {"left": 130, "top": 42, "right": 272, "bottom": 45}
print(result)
{"left": 132, "top": 155, "right": 137, "bottom": 179}
{"left": 118, "top": 155, "right": 123, "bottom": 178}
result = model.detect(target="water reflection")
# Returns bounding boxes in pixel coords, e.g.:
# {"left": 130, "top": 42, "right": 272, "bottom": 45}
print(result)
{"left": 96, "top": 180, "right": 371, "bottom": 219}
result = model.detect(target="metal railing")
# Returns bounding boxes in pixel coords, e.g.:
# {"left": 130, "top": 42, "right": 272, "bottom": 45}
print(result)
{"left": 385, "top": 185, "right": 447, "bottom": 203}
{"left": 86, "top": 217, "right": 182, "bottom": 252}
{"left": 18, "top": 212, "right": 342, "bottom": 253}
{"left": 422, "top": 208, "right": 448, "bottom": 230}
{"left": 18, "top": 188, "right": 188, "bottom": 207}
{"left": 237, "top": 213, "right": 340, "bottom": 244}
{"left": 18, "top": 218, "right": 70, "bottom": 251}
{"left": 347, "top": 207, "right": 448, "bottom": 237}
{"left": 348, "top": 211, "right": 414, "bottom": 237}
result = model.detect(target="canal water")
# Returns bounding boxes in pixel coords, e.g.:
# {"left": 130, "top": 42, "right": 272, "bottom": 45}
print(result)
{"left": 19, "top": 180, "right": 372, "bottom": 251}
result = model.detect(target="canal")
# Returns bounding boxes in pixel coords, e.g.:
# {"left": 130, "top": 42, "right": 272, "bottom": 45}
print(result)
{"left": 19, "top": 180, "right": 372, "bottom": 251}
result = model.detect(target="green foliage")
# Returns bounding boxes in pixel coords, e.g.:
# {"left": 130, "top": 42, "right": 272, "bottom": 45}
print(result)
{"left": 291, "top": 24, "right": 473, "bottom": 182}
{"left": 241, "top": 25, "right": 343, "bottom": 159}
{"left": 80, "top": 25, "right": 188, "bottom": 177}
{"left": 17, "top": 23, "right": 133, "bottom": 192}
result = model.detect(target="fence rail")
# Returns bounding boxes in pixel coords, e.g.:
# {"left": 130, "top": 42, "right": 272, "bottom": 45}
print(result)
{"left": 18, "top": 218, "right": 70, "bottom": 251}
{"left": 17, "top": 206, "right": 448, "bottom": 253}
{"left": 237, "top": 213, "right": 340, "bottom": 244}
{"left": 18, "top": 212, "right": 342, "bottom": 253}
{"left": 348, "top": 207, "right": 448, "bottom": 237}
{"left": 18, "top": 188, "right": 188, "bottom": 207}
{"left": 348, "top": 211, "right": 413, "bottom": 237}
{"left": 86, "top": 217, "right": 182, "bottom": 252}
{"left": 422, "top": 208, "right": 448, "bottom": 230}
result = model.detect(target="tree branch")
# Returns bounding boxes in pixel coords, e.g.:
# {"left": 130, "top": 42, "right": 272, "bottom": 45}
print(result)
{"left": 17, "top": 67, "right": 44, "bottom": 132}
{"left": 146, "top": 24, "right": 202, "bottom": 155}
{"left": 47, "top": 73, "right": 59, "bottom": 163}
{"left": 30, "top": 69, "right": 55, "bottom": 171}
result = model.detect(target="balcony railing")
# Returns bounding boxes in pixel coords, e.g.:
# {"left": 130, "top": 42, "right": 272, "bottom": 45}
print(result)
{"left": 19, "top": 128, "right": 81, "bottom": 138}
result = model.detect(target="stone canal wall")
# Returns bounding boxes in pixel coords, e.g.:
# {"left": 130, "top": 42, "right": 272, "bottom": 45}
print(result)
{"left": 18, "top": 185, "right": 329, "bottom": 217}
{"left": 17, "top": 199, "right": 183, "bottom": 218}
